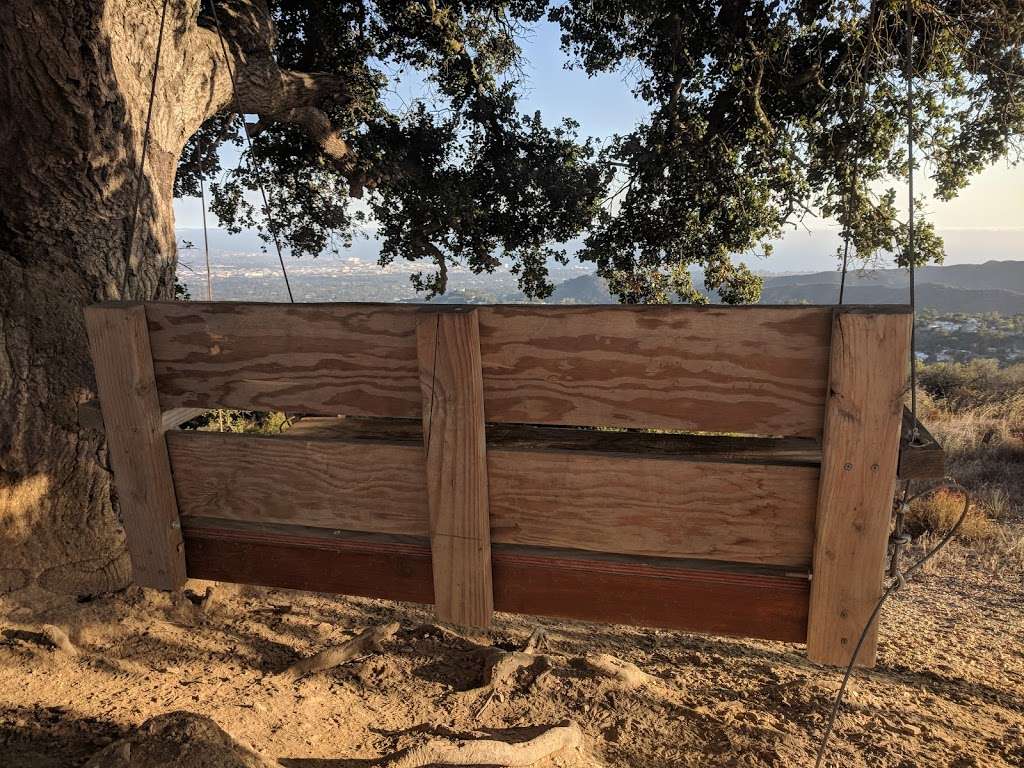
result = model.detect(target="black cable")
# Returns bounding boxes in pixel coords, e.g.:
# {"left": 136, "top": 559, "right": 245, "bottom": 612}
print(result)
{"left": 905, "top": 0, "right": 919, "bottom": 430}
{"left": 207, "top": 0, "right": 294, "bottom": 302}
{"left": 200, "top": 178, "right": 213, "bottom": 301}
{"left": 813, "top": 481, "right": 971, "bottom": 768}
{"left": 838, "top": 234, "right": 850, "bottom": 304}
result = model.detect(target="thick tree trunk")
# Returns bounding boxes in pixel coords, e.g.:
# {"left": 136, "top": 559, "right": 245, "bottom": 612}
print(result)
{"left": 0, "top": 0, "right": 192, "bottom": 595}
{"left": 0, "top": 0, "right": 351, "bottom": 596}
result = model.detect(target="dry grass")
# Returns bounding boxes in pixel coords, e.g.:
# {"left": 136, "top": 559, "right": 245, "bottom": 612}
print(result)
{"left": 906, "top": 488, "right": 996, "bottom": 543}
{"left": 910, "top": 360, "right": 1024, "bottom": 569}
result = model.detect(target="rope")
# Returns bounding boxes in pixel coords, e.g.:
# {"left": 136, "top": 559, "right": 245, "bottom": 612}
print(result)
{"left": 905, "top": 0, "right": 920, "bottom": 435}
{"left": 120, "top": 0, "right": 171, "bottom": 300}
{"left": 207, "top": 0, "right": 295, "bottom": 302}
{"left": 814, "top": 6, "right": 951, "bottom": 762}
{"left": 200, "top": 178, "right": 213, "bottom": 301}
{"left": 813, "top": 481, "right": 971, "bottom": 768}
{"left": 838, "top": 236, "right": 850, "bottom": 304}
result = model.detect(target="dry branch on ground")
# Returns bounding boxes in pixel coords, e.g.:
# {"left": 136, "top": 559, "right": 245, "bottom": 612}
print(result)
{"left": 377, "top": 721, "right": 586, "bottom": 768}
{"left": 281, "top": 622, "right": 399, "bottom": 682}
{"left": 581, "top": 653, "right": 656, "bottom": 689}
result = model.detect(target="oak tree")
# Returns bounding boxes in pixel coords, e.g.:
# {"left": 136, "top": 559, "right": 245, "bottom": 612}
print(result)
{"left": 1, "top": 0, "right": 1020, "bottom": 593}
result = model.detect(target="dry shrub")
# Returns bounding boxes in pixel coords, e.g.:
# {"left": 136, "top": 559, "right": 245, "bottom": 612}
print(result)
{"left": 917, "top": 359, "right": 1024, "bottom": 419}
{"left": 911, "top": 362, "right": 1023, "bottom": 570}
{"left": 906, "top": 489, "right": 996, "bottom": 544}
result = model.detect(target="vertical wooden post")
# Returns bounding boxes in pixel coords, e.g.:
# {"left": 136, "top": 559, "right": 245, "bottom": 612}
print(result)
{"left": 416, "top": 309, "right": 494, "bottom": 628}
{"left": 85, "top": 303, "right": 186, "bottom": 590}
{"left": 807, "top": 309, "right": 912, "bottom": 667}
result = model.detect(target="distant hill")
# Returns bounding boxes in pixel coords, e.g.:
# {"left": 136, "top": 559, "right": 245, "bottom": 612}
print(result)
{"left": 544, "top": 261, "right": 1024, "bottom": 313}
{"left": 549, "top": 274, "right": 616, "bottom": 304}
{"left": 760, "top": 283, "right": 1024, "bottom": 313}
{"left": 761, "top": 260, "right": 1024, "bottom": 294}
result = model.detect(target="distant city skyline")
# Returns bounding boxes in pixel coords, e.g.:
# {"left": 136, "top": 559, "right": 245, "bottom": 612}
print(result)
{"left": 173, "top": 19, "right": 1022, "bottom": 275}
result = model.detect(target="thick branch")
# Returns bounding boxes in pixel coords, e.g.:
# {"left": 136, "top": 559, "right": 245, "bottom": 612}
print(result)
{"left": 185, "top": 1, "right": 357, "bottom": 188}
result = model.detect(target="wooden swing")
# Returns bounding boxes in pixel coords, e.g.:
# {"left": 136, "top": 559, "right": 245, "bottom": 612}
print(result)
{"left": 85, "top": 300, "right": 943, "bottom": 668}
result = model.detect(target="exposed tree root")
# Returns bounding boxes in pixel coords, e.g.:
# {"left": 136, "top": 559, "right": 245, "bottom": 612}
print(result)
{"left": 41, "top": 624, "right": 78, "bottom": 656}
{"left": 460, "top": 628, "right": 554, "bottom": 718}
{"left": 281, "top": 622, "right": 399, "bottom": 682}
{"left": 377, "top": 721, "right": 585, "bottom": 768}
{"left": 580, "top": 653, "right": 656, "bottom": 689}
{"left": 184, "top": 586, "right": 216, "bottom": 613}
{"left": 466, "top": 629, "right": 553, "bottom": 696}
{"left": 522, "top": 628, "right": 547, "bottom": 654}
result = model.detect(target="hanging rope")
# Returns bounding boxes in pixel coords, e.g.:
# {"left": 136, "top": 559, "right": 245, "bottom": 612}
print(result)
{"left": 838, "top": 235, "right": 851, "bottom": 304}
{"left": 200, "top": 178, "right": 214, "bottom": 301}
{"left": 206, "top": 0, "right": 295, "bottom": 302}
{"left": 905, "top": 0, "right": 920, "bottom": 436}
{"left": 120, "top": 0, "right": 171, "bottom": 300}
{"left": 813, "top": 3, "right": 956, "bottom": 764}
{"left": 813, "top": 481, "right": 971, "bottom": 768}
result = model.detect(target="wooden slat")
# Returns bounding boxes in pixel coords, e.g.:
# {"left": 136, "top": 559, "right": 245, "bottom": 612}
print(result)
{"left": 167, "top": 427, "right": 818, "bottom": 567}
{"left": 145, "top": 302, "right": 422, "bottom": 417}
{"left": 898, "top": 407, "right": 945, "bottom": 480}
{"left": 477, "top": 304, "right": 834, "bottom": 436}
{"left": 417, "top": 309, "right": 494, "bottom": 627}
{"left": 487, "top": 449, "right": 817, "bottom": 569}
{"left": 84, "top": 304, "right": 186, "bottom": 590}
{"left": 167, "top": 430, "right": 428, "bottom": 534}
{"left": 145, "top": 302, "right": 840, "bottom": 436}
{"left": 807, "top": 310, "right": 912, "bottom": 667}
{"left": 182, "top": 522, "right": 810, "bottom": 643}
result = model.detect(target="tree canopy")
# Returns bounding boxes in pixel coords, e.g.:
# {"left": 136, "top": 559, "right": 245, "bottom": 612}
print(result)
{"left": 178, "top": 0, "right": 1024, "bottom": 303}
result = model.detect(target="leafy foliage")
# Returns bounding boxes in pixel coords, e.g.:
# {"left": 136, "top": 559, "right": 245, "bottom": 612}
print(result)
{"left": 178, "top": 1, "right": 1024, "bottom": 302}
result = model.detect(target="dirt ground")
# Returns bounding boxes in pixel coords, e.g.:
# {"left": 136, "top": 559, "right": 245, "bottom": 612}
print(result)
{"left": 1, "top": 532, "right": 1022, "bottom": 768}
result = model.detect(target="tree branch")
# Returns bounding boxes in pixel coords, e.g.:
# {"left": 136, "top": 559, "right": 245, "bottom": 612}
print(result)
{"left": 187, "top": 0, "right": 359, "bottom": 191}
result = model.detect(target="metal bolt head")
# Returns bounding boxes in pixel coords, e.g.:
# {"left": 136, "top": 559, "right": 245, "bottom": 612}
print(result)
{"left": 843, "top": 462, "right": 853, "bottom": 471}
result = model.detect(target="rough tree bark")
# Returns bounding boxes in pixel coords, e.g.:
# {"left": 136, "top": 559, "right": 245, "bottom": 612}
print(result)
{"left": 0, "top": 0, "right": 350, "bottom": 595}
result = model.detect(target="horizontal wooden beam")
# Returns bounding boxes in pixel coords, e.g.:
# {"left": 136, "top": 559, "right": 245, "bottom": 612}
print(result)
{"left": 143, "top": 302, "right": 843, "bottom": 436}
{"left": 898, "top": 407, "right": 945, "bottom": 480}
{"left": 182, "top": 521, "right": 810, "bottom": 643}
{"left": 167, "top": 426, "right": 819, "bottom": 568}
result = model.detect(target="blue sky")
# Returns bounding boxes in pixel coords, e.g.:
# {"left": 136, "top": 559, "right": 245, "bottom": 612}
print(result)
{"left": 174, "top": 20, "right": 1023, "bottom": 273}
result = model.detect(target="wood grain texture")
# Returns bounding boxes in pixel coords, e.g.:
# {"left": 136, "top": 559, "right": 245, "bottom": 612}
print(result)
{"left": 182, "top": 522, "right": 810, "bottom": 642}
{"left": 898, "top": 407, "right": 945, "bottom": 480}
{"left": 417, "top": 310, "right": 494, "bottom": 627}
{"left": 167, "top": 430, "right": 428, "bottom": 534}
{"left": 487, "top": 449, "right": 818, "bottom": 568}
{"left": 84, "top": 304, "right": 186, "bottom": 590}
{"left": 167, "top": 428, "right": 818, "bottom": 567}
{"left": 477, "top": 304, "right": 834, "bottom": 436}
{"left": 145, "top": 302, "right": 839, "bottom": 436}
{"left": 807, "top": 310, "right": 912, "bottom": 667}
{"left": 146, "top": 302, "right": 422, "bottom": 417}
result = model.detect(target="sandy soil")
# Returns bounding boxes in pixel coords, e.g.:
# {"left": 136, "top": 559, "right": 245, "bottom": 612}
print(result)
{"left": 1, "top": 535, "right": 1022, "bottom": 768}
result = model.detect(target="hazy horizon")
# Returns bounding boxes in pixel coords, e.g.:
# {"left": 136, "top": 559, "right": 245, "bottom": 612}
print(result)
{"left": 174, "top": 18, "right": 1022, "bottom": 277}
{"left": 175, "top": 224, "right": 1024, "bottom": 277}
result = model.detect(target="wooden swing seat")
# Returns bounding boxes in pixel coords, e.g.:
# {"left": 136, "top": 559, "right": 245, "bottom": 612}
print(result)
{"left": 85, "top": 301, "right": 942, "bottom": 667}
